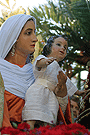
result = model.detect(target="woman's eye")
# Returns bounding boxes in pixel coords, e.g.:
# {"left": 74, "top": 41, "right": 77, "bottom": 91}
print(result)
{"left": 25, "top": 31, "right": 31, "bottom": 35}
{"left": 27, "top": 32, "right": 31, "bottom": 35}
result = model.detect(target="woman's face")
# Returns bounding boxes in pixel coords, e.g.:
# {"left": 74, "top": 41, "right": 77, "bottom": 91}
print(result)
{"left": 48, "top": 37, "right": 68, "bottom": 62}
{"left": 16, "top": 20, "right": 38, "bottom": 57}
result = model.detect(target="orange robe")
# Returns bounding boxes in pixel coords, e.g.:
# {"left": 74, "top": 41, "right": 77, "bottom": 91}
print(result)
{"left": 57, "top": 97, "right": 72, "bottom": 125}
{"left": 2, "top": 90, "right": 25, "bottom": 127}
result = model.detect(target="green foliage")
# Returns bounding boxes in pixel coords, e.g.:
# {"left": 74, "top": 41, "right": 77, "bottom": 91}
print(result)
{"left": 66, "top": 0, "right": 90, "bottom": 41}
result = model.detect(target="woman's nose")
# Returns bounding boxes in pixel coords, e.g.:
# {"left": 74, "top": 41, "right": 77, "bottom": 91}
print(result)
{"left": 33, "top": 34, "right": 38, "bottom": 43}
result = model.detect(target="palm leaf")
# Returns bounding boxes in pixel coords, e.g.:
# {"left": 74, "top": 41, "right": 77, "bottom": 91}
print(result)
{"left": 5, "top": 0, "right": 9, "bottom": 6}
{"left": 0, "top": 1, "right": 10, "bottom": 9}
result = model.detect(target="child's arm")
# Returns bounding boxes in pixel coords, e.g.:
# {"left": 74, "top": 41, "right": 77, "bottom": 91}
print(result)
{"left": 36, "top": 57, "right": 55, "bottom": 70}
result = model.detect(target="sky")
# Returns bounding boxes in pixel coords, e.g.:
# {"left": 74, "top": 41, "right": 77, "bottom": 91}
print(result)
{"left": 0, "top": 0, "right": 50, "bottom": 17}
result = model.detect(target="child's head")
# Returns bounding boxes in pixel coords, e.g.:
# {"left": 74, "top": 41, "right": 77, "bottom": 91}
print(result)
{"left": 42, "top": 35, "right": 68, "bottom": 62}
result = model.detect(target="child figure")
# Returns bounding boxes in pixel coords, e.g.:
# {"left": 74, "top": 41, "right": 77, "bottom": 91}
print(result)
{"left": 22, "top": 35, "right": 78, "bottom": 129}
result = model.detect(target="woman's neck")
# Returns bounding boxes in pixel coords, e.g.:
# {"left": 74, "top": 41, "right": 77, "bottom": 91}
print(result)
{"left": 5, "top": 51, "right": 27, "bottom": 66}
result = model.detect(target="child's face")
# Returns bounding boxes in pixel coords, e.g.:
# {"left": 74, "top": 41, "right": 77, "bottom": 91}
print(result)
{"left": 71, "top": 100, "right": 79, "bottom": 118}
{"left": 49, "top": 37, "right": 68, "bottom": 62}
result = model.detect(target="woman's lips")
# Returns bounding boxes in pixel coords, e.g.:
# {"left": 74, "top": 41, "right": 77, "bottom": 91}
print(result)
{"left": 31, "top": 44, "right": 35, "bottom": 47}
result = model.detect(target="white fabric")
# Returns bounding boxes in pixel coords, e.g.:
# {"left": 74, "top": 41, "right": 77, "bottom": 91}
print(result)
{"left": 0, "top": 58, "right": 35, "bottom": 99}
{"left": 0, "top": 14, "right": 36, "bottom": 99}
{"left": 22, "top": 78, "right": 59, "bottom": 124}
{"left": 22, "top": 55, "right": 78, "bottom": 124}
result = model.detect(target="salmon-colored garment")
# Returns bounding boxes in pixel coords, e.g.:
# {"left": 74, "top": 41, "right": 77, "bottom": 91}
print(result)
{"left": 2, "top": 90, "right": 25, "bottom": 127}
{"left": 57, "top": 97, "right": 72, "bottom": 125}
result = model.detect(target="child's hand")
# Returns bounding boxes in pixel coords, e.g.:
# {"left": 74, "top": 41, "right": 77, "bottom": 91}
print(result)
{"left": 36, "top": 57, "right": 56, "bottom": 69}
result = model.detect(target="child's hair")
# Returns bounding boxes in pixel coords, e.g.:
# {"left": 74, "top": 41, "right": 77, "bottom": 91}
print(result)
{"left": 42, "top": 35, "right": 68, "bottom": 57}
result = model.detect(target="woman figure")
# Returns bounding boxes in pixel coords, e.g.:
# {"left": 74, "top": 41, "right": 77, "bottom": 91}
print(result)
{"left": 0, "top": 14, "right": 38, "bottom": 127}
{"left": 0, "top": 14, "right": 67, "bottom": 128}
{"left": 22, "top": 35, "right": 78, "bottom": 129}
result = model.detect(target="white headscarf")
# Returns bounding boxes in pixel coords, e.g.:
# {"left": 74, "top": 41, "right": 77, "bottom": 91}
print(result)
{"left": 0, "top": 14, "right": 36, "bottom": 99}
{"left": 0, "top": 14, "right": 36, "bottom": 58}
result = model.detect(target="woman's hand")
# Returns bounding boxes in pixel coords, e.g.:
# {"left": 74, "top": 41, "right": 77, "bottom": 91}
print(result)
{"left": 55, "top": 71, "right": 67, "bottom": 97}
